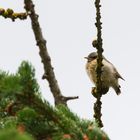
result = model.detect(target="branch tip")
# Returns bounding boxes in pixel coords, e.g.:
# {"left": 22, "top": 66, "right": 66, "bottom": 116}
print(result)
{"left": 63, "top": 96, "right": 79, "bottom": 102}
{"left": 0, "top": 8, "right": 27, "bottom": 21}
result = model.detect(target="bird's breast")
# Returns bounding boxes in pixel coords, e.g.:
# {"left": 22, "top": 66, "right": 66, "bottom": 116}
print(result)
{"left": 86, "top": 60, "right": 97, "bottom": 84}
{"left": 86, "top": 59, "right": 116, "bottom": 86}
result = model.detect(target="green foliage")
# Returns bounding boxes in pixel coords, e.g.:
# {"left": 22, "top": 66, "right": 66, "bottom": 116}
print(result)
{"left": 17, "top": 61, "right": 40, "bottom": 96}
{"left": 0, "top": 61, "right": 41, "bottom": 118}
{"left": 0, "top": 129, "right": 34, "bottom": 140}
{"left": 0, "top": 117, "right": 17, "bottom": 129}
{"left": 17, "top": 107, "right": 38, "bottom": 126}
{"left": 0, "top": 61, "right": 110, "bottom": 140}
{"left": 0, "top": 71, "right": 22, "bottom": 96}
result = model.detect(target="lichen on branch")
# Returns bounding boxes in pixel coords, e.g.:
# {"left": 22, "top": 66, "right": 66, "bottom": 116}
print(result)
{"left": 92, "top": 0, "right": 104, "bottom": 128}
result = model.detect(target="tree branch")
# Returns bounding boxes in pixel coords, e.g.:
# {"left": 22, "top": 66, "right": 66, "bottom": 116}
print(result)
{"left": 92, "top": 0, "right": 104, "bottom": 128}
{"left": 24, "top": 0, "right": 78, "bottom": 106}
{"left": 0, "top": 8, "right": 27, "bottom": 21}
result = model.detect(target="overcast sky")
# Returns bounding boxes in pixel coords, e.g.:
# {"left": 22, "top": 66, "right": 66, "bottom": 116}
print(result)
{"left": 0, "top": 0, "right": 140, "bottom": 140}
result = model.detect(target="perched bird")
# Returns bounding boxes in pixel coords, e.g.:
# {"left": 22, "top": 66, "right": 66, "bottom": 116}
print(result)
{"left": 85, "top": 52, "right": 124, "bottom": 95}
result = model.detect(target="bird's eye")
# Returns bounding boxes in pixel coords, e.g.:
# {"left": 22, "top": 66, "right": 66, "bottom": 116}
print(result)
{"left": 92, "top": 56, "right": 97, "bottom": 59}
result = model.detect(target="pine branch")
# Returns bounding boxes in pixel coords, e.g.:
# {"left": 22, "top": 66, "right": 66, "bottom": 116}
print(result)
{"left": 92, "top": 0, "right": 104, "bottom": 128}
{"left": 24, "top": 0, "right": 78, "bottom": 106}
{"left": 0, "top": 8, "right": 27, "bottom": 21}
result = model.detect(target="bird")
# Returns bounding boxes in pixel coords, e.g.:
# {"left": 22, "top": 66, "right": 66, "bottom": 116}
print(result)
{"left": 85, "top": 52, "right": 124, "bottom": 95}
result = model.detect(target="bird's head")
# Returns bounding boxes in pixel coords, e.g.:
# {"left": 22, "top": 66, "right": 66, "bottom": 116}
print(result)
{"left": 85, "top": 52, "right": 98, "bottom": 62}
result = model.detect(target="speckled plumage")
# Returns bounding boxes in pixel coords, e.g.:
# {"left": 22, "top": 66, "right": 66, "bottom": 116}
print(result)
{"left": 85, "top": 52, "right": 124, "bottom": 95}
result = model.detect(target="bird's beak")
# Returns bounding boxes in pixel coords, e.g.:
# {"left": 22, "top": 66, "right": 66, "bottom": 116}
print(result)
{"left": 84, "top": 57, "right": 88, "bottom": 59}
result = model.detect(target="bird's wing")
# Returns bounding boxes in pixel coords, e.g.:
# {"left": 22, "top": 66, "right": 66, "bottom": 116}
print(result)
{"left": 103, "top": 56, "right": 125, "bottom": 81}
{"left": 114, "top": 69, "right": 125, "bottom": 80}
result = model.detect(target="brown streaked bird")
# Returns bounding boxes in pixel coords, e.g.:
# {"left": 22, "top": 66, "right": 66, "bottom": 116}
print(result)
{"left": 85, "top": 52, "right": 124, "bottom": 95}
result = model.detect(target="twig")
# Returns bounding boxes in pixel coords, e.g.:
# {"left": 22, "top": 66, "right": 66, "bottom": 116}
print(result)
{"left": 24, "top": 0, "right": 78, "bottom": 106}
{"left": 92, "top": 0, "right": 104, "bottom": 128}
{"left": 0, "top": 8, "right": 27, "bottom": 21}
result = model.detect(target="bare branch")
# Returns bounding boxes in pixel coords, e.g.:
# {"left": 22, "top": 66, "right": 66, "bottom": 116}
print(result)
{"left": 24, "top": 0, "right": 78, "bottom": 106}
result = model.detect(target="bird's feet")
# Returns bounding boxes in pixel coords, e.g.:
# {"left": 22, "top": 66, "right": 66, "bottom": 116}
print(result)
{"left": 91, "top": 87, "right": 98, "bottom": 98}
{"left": 91, "top": 87, "right": 109, "bottom": 98}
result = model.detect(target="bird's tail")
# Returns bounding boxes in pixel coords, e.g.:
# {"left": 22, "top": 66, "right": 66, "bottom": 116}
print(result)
{"left": 114, "top": 85, "right": 121, "bottom": 95}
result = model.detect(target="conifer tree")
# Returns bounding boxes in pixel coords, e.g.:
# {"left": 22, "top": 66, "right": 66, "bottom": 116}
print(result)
{"left": 0, "top": 61, "right": 109, "bottom": 140}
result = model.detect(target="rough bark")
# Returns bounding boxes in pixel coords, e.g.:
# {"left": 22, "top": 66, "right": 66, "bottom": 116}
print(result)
{"left": 24, "top": 0, "right": 78, "bottom": 106}
{"left": 92, "top": 0, "right": 104, "bottom": 128}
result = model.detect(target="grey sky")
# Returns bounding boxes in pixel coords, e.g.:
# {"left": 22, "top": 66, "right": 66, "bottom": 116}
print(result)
{"left": 0, "top": 0, "right": 139, "bottom": 140}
